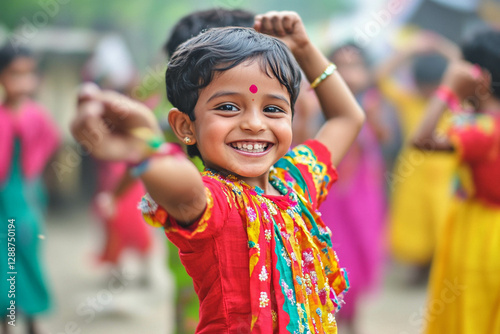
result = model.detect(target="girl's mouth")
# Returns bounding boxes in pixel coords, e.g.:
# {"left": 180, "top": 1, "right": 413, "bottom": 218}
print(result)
{"left": 229, "top": 141, "right": 271, "bottom": 153}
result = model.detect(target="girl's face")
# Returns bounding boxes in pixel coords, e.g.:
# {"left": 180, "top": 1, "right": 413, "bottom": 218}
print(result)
{"left": 191, "top": 61, "right": 293, "bottom": 184}
{"left": 0, "top": 56, "right": 37, "bottom": 103}
{"left": 332, "top": 47, "right": 370, "bottom": 94}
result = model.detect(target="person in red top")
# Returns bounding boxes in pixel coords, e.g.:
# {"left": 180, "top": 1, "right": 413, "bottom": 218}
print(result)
{"left": 412, "top": 29, "right": 500, "bottom": 333}
{"left": 71, "top": 11, "right": 365, "bottom": 333}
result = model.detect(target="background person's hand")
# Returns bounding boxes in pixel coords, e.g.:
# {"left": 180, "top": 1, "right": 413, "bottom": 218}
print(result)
{"left": 442, "top": 60, "right": 488, "bottom": 102}
{"left": 95, "top": 192, "right": 116, "bottom": 220}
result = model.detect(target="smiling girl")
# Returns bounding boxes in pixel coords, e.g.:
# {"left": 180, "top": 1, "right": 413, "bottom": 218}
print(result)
{"left": 71, "top": 11, "right": 364, "bottom": 333}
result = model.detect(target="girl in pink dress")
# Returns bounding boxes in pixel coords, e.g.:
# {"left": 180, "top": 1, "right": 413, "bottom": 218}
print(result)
{"left": 320, "top": 43, "right": 388, "bottom": 334}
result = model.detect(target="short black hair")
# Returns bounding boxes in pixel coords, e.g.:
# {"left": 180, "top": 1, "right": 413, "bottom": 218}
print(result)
{"left": 166, "top": 27, "right": 302, "bottom": 158}
{"left": 412, "top": 53, "right": 448, "bottom": 86}
{"left": 461, "top": 30, "right": 500, "bottom": 99}
{"left": 0, "top": 43, "right": 33, "bottom": 73}
{"left": 164, "top": 8, "right": 255, "bottom": 58}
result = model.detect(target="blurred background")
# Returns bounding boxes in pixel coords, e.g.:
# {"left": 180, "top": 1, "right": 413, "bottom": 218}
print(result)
{"left": 0, "top": 0, "right": 499, "bottom": 333}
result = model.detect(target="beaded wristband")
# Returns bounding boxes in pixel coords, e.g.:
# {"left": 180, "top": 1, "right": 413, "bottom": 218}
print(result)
{"left": 130, "top": 159, "right": 151, "bottom": 178}
{"left": 435, "top": 85, "right": 461, "bottom": 112}
{"left": 310, "top": 63, "right": 337, "bottom": 89}
{"left": 130, "top": 127, "right": 165, "bottom": 151}
{"left": 129, "top": 142, "right": 184, "bottom": 178}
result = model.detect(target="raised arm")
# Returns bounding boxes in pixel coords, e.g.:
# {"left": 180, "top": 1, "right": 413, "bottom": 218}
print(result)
{"left": 375, "top": 30, "right": 461, "bottom": 82}
{"left": 71, "top": 84, "right": 206, "bottom": 224}
{"left": 412, "top": 60, "right": 485, "bottom": 151}
{"left": 254, "top": 11, "right": 365, "bottom": 166}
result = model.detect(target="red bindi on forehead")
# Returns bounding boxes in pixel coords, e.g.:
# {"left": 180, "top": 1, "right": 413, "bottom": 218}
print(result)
{"left": 249, "top": 84, "right": 258, "bottom": 94}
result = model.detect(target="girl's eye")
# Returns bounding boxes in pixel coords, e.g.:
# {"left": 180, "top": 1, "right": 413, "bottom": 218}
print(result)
{"left": 264, "top": 106, "right": 285, "bottom": 113}
{"left": 216, "top": 104, "right": 239, "bottom": 111}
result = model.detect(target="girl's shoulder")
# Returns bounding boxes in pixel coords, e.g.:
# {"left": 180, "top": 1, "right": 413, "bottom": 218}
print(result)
{"left": 449, "top": 112, "right": 500, "bottom": 163}
{"left": 450, "top": 112, "right": 499, "bottom": 135}
{"left": 275, "top": 140, "right": 338, "bottom": 209}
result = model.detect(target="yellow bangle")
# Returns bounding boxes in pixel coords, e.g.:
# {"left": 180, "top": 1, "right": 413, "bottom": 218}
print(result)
{"left": 129, "top": 127, "right": 164, "bottom": 150}
{"left": 310, "top": 63, "right": 337, "bottom": 89}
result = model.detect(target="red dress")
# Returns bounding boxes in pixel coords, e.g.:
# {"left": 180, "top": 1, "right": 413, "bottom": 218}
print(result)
{"left": 141, "top": 140, "right": 349, "bottom": 334}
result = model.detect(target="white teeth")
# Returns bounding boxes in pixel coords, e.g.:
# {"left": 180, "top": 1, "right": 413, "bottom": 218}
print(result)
{"left": 231, "top": 142, "right": 268, "bottom": 153}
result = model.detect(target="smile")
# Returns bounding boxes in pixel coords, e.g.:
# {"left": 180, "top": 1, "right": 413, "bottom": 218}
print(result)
{"left": 229, "top": 141, "right": 271, "bottom": 153}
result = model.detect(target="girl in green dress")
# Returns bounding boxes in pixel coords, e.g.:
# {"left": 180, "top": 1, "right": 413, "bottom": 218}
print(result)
{"left": 0, "top": 44, "right": 60, "bottom": 334}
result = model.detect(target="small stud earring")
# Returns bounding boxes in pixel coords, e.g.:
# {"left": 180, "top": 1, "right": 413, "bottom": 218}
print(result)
{"left": 183, "top": 137, "right": 192, "bottom": 144}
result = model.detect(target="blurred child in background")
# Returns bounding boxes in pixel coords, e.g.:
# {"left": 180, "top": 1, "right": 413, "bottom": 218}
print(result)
{"left": 83, "top": 34, "right": 154, "bottom": 285}
{"left": 375, "top": 30, "right": 460, "bottom": 284}
{"left": 412, "top": 29, "right": 500, "bottom": 334}
{"left": 0, "top": 43, "right": 60, "bottom": 334}
{"left": 320, "top": 42, "right": 388, "bottom": 334}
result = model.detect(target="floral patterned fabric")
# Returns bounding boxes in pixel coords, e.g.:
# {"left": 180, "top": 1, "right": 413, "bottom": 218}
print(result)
{"left": 140, "top": 140, "right": 349, "bottom": 333}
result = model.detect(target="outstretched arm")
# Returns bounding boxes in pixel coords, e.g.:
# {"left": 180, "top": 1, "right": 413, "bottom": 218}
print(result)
{"left": 71, "top": 84, "right": 206, "bottom": 224}
{"left": 255, "top": 11, "right": 365, "bottom": 166}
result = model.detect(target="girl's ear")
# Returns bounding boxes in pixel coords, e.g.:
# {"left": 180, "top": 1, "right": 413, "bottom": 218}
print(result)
{"left": 168, "top": 108, "right": 197, "bottom": 145}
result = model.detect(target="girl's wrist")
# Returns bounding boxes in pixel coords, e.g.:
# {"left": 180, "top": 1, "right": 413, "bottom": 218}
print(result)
{"left": 129, "top": 142, "right": 184, "bottom": 178}
{"left": 291, "top": 40, "right": 316, "bottom": 64}
{"left": 434, "top": 85, "right": 461, "bottom": 112}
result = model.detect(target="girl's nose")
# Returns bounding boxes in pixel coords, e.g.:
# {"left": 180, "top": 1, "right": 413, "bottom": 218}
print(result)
{"left": 240, "top": 108, "right": 265, "bottom": 133}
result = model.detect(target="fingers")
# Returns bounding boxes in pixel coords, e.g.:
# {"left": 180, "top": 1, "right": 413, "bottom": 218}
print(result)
{"left": 254, "top": 11, "right": 298, "bottom": 36}
{"left": 71, "top": 83, "right": 159, "bottom": 162}
{"left": 77, "top": 83, "right": 148, "bottom": 124}
{"left": 271, "top": 14, "right": 286, "bottom": 36}
{"left": 99, "top": 90, "right": 159, "bottom": 132}
{"left": 77, "top": 85, "right": 158, "bottom": 134}
{"left": 77, "top": 82, "right": 101, "bottom": 104}
{"left": 281, "top": 14, "right": 294, "bottom": 33}
{"left": 71, "top": 98, "right": 112, "bottom": 160}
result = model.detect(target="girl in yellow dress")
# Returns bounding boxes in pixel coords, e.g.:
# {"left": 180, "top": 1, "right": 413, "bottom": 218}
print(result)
{"left": 413, "top": 29, "right": 500, "bottom": 333}
{"left": 375, "top": 31, "right": 460, "bottom": 277}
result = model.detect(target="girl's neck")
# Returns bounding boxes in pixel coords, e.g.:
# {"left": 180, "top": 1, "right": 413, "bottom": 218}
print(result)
{"left": 240, "top": 173, "right": 283, "bottom": 196}
{"left": 3, "top": 97, "right": 25, "bottom": 112}
{"left": 208, "top": 168, "right": 281, "bottom": 196}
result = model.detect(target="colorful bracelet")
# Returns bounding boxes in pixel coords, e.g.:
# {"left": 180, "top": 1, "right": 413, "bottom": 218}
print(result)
{"left": 310, "top": 63, "right": 337, "bottom": 89}
{"left": 129, "top": 142, "right": 184, "bottom": 178}
{"left": 129, "top": 127, "right": 165, "bottom": 151}
{"left": 435, "top": 85, "right": 461, "bottom": 112}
